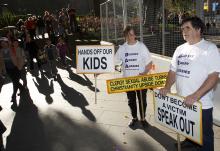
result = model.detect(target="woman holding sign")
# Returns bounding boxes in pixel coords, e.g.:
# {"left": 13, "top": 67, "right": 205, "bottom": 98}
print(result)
{"left": 115, "top": 25, "right": 152, "bottom": 128}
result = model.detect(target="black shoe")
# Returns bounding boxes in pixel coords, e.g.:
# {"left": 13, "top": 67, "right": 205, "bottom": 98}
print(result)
{"left": 140, "top": 120, "right": 149, "bottom": 128}
{"left": 52, "top": 74, "right": 57, "bottom": 80}
{"left": 11, "top": 102, "right": 18, "bottom": 111}
{"left": 174, "top": 139, "right": 197, "bottom": 149}
{"left": 128, "top": 118, "right": 138, "bottom": 127}
{"left": 11, "top": 96, "right": 16, "bottom": 102}
{"left": 30, "top": 66, "right": 34, "bottom": 70}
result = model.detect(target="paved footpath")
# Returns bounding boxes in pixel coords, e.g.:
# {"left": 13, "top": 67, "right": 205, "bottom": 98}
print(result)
{"left": 0, "top": 66, "right": 219, "bottom": 151}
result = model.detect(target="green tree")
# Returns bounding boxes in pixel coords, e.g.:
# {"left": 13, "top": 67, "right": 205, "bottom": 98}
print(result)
{"left": 165, "top": 0, "right": 195, "bottom": 23}
{"left": 0, "top": 9, "right": 16, "bottom": 28}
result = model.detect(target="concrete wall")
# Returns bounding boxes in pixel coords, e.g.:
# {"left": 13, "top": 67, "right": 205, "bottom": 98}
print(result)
{"left": 151, "top": 53, "right": 171, "bottom": 73}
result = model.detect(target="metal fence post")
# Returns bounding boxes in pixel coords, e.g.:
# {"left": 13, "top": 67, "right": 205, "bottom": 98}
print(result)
{"left": 122, "top": 0, "right": 127, "bottom": 28}
{"left": 106, "top": 3, "right": 109, "bottom": 41}
{"left": 139, "top": 0, "right": 143, "bottom": 42}
{"left": 100, "top": 4, "right": 103, "bottom": 41}
{"left": 162, "top": 0, "right": 165, "bottom": 56}
{"left": 113, "top": 0, "right": 118, "bottom": 44}
{"left": 196, "top": 0, "right": 204, "bottom": 20}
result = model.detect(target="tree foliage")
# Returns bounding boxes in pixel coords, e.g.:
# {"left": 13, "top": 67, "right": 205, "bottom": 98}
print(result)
{"left": 165, "top": 0, "right": 195, "bottom": 16}
{"left": 0, "top": 9, "right": 17, "bottom": 28}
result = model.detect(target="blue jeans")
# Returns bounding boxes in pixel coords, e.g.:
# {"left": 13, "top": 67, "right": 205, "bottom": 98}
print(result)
{"left": 199, "top": 108, "right": 214, "bottom": 151}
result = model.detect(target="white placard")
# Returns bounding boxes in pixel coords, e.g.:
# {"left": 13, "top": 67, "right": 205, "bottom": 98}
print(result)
{"left": 76, "top": 45, "right": 115, "bottom": 73}
{"left": 153, "top": 89, "right": 202, "bottom": 145}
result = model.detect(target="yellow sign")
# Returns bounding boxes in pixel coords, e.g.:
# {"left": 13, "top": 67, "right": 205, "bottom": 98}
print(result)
{"left": 106, "top": 72, "right": 168, "bottom": 94}
{"left": 204, "top": 2, "right": 208, "bottom": 11}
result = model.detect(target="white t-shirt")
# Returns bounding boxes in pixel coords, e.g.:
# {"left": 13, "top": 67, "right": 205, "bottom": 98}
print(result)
{"left": 171, "top": 39, "right": 220, "bottom": 109}
{"left": 115, "top": 41, "right": 152, "bottom": 77}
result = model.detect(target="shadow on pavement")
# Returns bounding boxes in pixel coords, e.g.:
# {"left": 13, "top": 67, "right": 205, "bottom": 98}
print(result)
{"left": 56, "top": 74, "right": 96, "bottom": 122}
{"left": 42, "top": 110, "right": 121, "bottom": 151}
{"left": 5, "top": 88, "right": 50, "bottom": 151}
{"left": 67, "top": 67, "right": 99, "bottom": 92}
{"left": 29, "top": 68, "right": 40, "bottom": 78}
{"left": 33, "top": 73, "right": 54, "bottom": 104}
{"left": 41, "top": 62, "right": 58, "bottom": 79}
{"left": 143, "top": 124, "right": 177, "bottom": 151}
{"left": 127, "top": 122, "right": 176, "bottom": 151}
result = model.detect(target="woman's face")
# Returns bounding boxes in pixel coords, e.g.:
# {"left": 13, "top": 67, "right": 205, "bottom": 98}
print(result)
{"left": 125, "top": 29, "right": 136, "bottom": 43}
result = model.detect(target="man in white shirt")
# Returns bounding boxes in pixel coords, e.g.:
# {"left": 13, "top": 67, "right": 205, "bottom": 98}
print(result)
{"left": 115, "top": 26, "right": 152, "bottom": 128}
{"left": 160, "top": 16, "right": 220, "bottom": 151}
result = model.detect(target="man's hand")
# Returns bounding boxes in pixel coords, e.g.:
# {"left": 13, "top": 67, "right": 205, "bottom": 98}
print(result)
{"left": 139, "top": 72, "right": 146, "bottom": 75}
{"left": 159, "top": 87, "right": 170, "bottom": 96}
{"left": 139, "top": 62, "right": 152, "bottom": 75}
{"left": 184, "top": 93, "right": 200, "bottom": 107}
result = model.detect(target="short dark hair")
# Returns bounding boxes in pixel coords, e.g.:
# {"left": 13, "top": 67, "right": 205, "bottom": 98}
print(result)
{"left": 123, "top": 25, "right": 136, "bottom": 37}
{"left": 180, "top": 16, "right": 205, "bottom": 34}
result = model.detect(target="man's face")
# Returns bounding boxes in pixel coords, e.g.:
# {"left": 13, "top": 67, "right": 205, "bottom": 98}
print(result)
{"left": 125, "top": 30, "right": 136, "bottom": 43}
{"left": 181, "top": 21, "right": 201, "bottom": 43}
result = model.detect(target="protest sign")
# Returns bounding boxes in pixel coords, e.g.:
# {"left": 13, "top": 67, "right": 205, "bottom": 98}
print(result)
{"left": 154, "top": 89, "right": 202, "bottom": 145}
{"left": 76, "top": 45, "right": 115, "bottom": 73}
{"left": 106, "top": 72, "right": 167, "bottom": 94}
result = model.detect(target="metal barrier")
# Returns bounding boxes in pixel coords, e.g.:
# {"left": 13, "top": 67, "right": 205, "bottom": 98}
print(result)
{"left": 100, "top": 0, "right": 198, "bottom": 57}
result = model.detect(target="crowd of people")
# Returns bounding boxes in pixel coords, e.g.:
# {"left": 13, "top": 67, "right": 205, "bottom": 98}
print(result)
{"left": 0, "top": 34, "right": 69, "bottom": 103}
{"left": 0, "top": 8, "right": 102, "bottom": 150}
{"left": 0, "top": 10, "right": 73, "bottom": 108}
{"left": 0, "top": 27, "right": 69, "bottom": 150}
{"left": 14, "top": 8, "right": 101, "bottom": 41}
{"left": 15, "top": 8, "right": 78, "bottom": 42}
